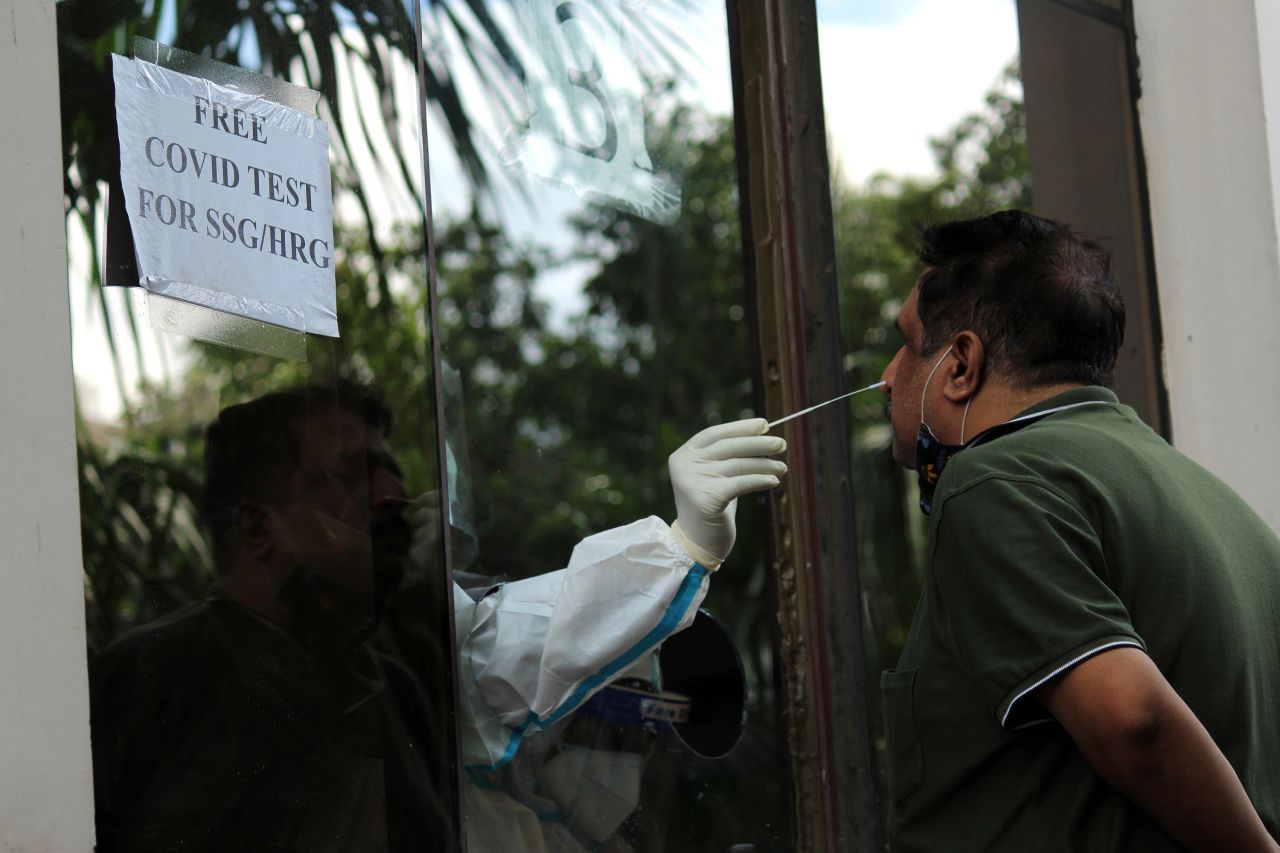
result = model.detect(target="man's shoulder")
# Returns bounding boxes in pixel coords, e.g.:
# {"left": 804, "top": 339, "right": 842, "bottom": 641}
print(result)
{"left": 89, "top": 600, "right": 226, "bottom": 716}
{"left": 98, "top": 599, "right": 209, "bottom": 647}
{"left": 92, "top": 596, "right": 256, "bottom": 673}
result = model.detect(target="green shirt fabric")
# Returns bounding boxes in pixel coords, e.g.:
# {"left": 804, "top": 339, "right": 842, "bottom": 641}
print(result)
{"left": 883, "top": 386, "right": 1280, "bottom": 852}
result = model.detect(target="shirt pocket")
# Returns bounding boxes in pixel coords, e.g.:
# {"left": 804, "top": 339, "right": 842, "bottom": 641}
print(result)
{"left": 880, "top": 667, "right": 923, "bottom": 802}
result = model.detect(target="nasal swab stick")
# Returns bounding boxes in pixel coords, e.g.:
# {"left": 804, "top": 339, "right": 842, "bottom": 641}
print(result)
{"left": 767, "top": 381, "right": 887, "bottom": 429}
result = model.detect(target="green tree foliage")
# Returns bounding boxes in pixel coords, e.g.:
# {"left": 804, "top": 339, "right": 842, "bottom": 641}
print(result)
{"left": 61, "top": 1, "right": 451, "bottom": 409}
{"left": 57, "top": 0, "right": 695, "bottom": 418}
{"left": 457, "top": 107, "right": 758, "bottom": 578}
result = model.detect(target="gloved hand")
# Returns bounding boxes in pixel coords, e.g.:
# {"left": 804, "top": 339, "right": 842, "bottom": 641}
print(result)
{"left": 668, "top": 418, "right": 787, "bottom": 570}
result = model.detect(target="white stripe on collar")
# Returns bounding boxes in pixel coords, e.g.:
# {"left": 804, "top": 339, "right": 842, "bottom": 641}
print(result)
{"left": 968, "top": 400, "right": 1113, "bottom": 449}
{"left": 1004, "top": 399, "right": 1112, "bottom": 426}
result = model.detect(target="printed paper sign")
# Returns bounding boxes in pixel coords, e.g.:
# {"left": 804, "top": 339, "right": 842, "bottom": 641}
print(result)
{"left": 113, "top": 55, "right": 337, "bottom": 336}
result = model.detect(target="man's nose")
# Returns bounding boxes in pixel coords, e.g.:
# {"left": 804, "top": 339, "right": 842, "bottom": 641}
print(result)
{"left": 882, "top": 349, "right": 903, "bottom": 394}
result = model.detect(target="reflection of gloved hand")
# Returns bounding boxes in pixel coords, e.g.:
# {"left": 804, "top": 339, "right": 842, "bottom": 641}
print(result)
{"left": 407, "top": 491, "right": 443, "bottom": 576}
{"left": 668, "top": 418, "right": 787, "bottom": 571}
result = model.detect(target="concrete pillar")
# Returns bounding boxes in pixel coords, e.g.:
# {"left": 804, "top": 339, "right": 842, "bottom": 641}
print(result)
{"left": 1017, "top": 0, "right": 1169, "bottom": 436}
{"left": 1133, "top": 0, "right": 1280, "bottom": 530}
{"left": 0, "top": 1, "right": 97, "bottom": 849}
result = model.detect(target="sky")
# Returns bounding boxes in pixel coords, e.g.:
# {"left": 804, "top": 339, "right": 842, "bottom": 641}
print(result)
{"left": 816, "top": 0, "right": 1020, "bottom": 183}
{"left": 816, "top": 0, "right": 930, "bottom": 26}
{"left": 73, "top": 0, "right": 1020, "bottom": 421}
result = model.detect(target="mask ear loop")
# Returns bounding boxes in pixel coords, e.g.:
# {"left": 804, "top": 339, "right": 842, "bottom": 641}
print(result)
{"left": 920, "top": 344, "right": 955, "bottom": 425}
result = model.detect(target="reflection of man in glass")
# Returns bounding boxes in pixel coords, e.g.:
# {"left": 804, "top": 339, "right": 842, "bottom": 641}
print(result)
{"left": 91, "top": 385, "right": 448, "bottom": 852}
{"left": 91, "top": 382, "right": 786, "bottom": 851}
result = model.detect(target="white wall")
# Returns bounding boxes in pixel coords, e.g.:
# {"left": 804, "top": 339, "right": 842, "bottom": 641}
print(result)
{"left": 1256, "top": 0, "right": 1280, "bottom": 264}
{"left": 0, "top": 1, "right": 97, "bottom": 850}
{"left": 1134, "top": 0, "right": 1280, "bottom": 530}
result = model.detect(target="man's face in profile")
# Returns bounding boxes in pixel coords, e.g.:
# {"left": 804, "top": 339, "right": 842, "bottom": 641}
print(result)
{"left": 882, "top": 283, "right": 932, "bottom": 468}
{"left": 269, "top": 410, "right": 410, "bottom": 595}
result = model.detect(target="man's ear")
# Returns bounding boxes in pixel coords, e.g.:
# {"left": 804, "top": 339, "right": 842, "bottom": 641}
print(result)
{"left": 943, "top": 331, "right": 985, "bottom": 403}
{"left": 233, "top": 502, "right": 275, "bottom": 560}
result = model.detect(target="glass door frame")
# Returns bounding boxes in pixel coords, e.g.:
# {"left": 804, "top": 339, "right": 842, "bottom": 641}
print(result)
{"left": 727, "top": 1, "right": 883, "bottom": 851}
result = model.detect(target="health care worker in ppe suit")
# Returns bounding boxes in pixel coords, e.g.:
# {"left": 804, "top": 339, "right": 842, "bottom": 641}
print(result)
{"left": 90, "top": 382, "right": 786, "bottom": 853}
{"left": 420, "top": 413, "right": 787, "bottom": 851}
{"left": 449, "top": 418, "right": 784, "bottom": 759}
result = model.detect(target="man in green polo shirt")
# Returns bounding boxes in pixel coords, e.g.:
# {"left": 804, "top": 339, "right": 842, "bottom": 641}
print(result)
{"left": 878, "top": 210, "right": 1280, "bottom": 852}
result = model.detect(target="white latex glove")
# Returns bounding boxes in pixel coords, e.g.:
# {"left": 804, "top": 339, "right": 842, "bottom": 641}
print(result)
{"left": 668, "top": 418, "right": 787, "bottom": 570}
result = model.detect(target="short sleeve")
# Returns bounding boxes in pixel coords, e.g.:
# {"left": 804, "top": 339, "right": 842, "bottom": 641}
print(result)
{"left": 932, "top": 476, "right": 1146, "bottom": 729}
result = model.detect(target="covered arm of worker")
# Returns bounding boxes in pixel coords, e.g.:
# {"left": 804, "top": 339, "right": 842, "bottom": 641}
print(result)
{"left": 455, "top": 516, "right": 704, "bottom": 769}
{"left": 451, "top": 418, "right": 786, "bottom": 769}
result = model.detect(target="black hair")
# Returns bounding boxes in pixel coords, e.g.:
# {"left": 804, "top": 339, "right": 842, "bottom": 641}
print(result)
{"left": 915, "top": 209, "right": 1125, "bottom": 388}
{"left": 201, "top": 382, "right": 392, "bottom": 565}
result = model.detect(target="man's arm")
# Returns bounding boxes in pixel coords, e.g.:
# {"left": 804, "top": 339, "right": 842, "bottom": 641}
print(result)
{"left": 1038, "top": 646, "right": 1279, "bottom": 853}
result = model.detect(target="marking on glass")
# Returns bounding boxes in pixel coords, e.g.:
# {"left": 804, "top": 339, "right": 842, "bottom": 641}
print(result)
{"left": 504, "top": 0, "right": 680, "bottom": 223}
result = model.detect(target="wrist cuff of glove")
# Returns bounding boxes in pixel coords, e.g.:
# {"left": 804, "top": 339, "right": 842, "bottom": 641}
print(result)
{"left": 670, "top": 521, "right": 723, "bottom": 572}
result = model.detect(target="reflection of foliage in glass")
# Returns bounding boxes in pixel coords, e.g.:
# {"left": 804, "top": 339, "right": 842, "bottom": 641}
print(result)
{"left": 61, "top": 1, "right": 427, "bottom": 410}
{"left": 79, "top": 407, "right": 211, "bottom": 652}
{"left": 57, "top": 0, "right": 695, "bottom": 412}
{"left": 458, "top": 103, "right": 756, "bottom": 579}
{"left": 63, "top": 0, "right": 692, "bottom": 648}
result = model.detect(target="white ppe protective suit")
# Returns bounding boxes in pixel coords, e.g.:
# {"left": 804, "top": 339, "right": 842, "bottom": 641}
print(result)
{"left": 415, "top": 418, "right": 784, "bottom": 850}
{"left": 454, "top": 515, "right": 706, "bottom": 769}
{"left": 442, "top": 417, "right": 785, "bottom": 769}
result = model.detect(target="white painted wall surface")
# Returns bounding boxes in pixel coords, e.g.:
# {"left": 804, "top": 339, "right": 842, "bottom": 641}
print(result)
{"left": 1256, "top": 0, "right": 1280, "bottom": 275}
{"left": 0, "top": 1, "right": 97, "bottom": 850}
{"left": 1133, "top": 0, "right": 1280, "bottom": 530}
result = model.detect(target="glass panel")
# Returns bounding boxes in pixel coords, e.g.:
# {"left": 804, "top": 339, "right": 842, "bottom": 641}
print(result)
{"left": 58, "top": 2, "right": 458, "bottom": 849}
{"left": 423, "top": 0, "right": 791, "bottom": 850}
{"left": 813, "top": 0, "right": 1027, "bottom": 831}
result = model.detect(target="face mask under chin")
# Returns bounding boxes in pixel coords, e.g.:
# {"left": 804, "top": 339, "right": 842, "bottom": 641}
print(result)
{"left": 913, "top": 345, "right": 965, "bottom": 515}
{"left": 915, "top": 420, "right": 963, "bottom": 515}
